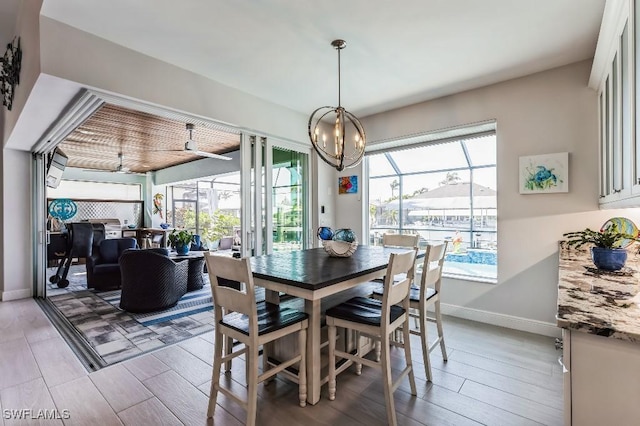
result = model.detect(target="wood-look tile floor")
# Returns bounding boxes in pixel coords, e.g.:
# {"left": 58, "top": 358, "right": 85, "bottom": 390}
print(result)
{"left": 0, "top": 298, "right": 563, "bottom": 425}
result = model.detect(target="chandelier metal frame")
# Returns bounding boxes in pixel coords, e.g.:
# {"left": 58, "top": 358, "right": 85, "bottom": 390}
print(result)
{"left": 308, "top": 39, "right": 366, "bottom": 172}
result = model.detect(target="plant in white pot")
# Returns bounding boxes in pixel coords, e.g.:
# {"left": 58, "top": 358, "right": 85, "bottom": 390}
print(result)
{"left": 562, "top": 224, "right": 639, "bottom": 271}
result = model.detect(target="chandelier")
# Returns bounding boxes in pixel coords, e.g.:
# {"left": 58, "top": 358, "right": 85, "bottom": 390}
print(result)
{"left": 308, "top": 39, "right": 366, "bottom": 172}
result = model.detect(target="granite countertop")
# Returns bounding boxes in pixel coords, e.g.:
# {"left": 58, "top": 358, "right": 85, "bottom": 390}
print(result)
{"left": 557, "top": 246, "right": 640, "bottom": 343}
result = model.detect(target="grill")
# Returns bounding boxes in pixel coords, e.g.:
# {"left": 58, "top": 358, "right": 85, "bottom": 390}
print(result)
{"left": 88, "top": 218, "right": 122, "bottom": 239}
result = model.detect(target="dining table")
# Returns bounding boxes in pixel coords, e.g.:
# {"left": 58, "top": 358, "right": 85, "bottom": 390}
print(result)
{"left": 250, "top": 245, "right": 423, "bottom": 405}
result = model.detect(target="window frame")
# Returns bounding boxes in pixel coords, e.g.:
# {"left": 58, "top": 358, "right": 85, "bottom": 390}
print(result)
{"left": 365, "top": 131, "right": 497, "bottom": 283}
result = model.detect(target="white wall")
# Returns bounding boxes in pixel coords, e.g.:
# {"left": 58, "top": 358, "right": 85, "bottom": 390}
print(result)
{"left": 2, "top": 149, "right": 32, "bottom": 300}
{"left": 2, "top": 0, "right": 42, "bottom": 147}
{"left": 1, "top": 0, "right": 42, "bottom": 298}
{"left": 341, "top": 60, "right": 640, "bottom": 333}
{"left": 37, "top": 17, "right": 309, "bottom": 144}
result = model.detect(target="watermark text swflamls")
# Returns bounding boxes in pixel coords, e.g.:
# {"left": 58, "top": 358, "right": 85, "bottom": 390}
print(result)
{"left": 3, "top": 409, "right": 70, "bottom": 420}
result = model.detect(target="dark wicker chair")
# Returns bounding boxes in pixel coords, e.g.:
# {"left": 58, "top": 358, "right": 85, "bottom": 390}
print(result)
{"left": 86, "top": 238, "right": 137, "bottom": 290}
{"left": 119, "top": 249, "right": 189, "bottom": 313}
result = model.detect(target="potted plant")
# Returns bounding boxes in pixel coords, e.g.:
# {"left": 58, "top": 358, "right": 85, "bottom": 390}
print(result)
{"left": 562, "top": 223, "right": 638, "bottom": 271}
{"left": 168, "top": 229, "right": 194, "bottom": 255}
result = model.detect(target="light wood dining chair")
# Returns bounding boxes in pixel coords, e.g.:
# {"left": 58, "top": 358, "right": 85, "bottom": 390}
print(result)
{"left": 375, "top": 233, "right": 420, "bottom": 354}
{"left": 382, "top": 233, "right": 420, "bottom": 249}
{"left": 204, "top": 253, "right": 309, "bottom": 426}
{"left": 371, "top": 241, "right": 448, "bottom": 382}
{"left": 326, "top": 249, "right": 418, "bottom": 426}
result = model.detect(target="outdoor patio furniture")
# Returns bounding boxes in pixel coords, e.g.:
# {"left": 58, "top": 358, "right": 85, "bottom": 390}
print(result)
{"left": 49, "top": 222, "right": 95, "bottom": 288}
{"left": 119, "top": 248, "right": 188, "bottom": 313}
{"left": 169, "top": 251, "right": 206, "bottom": 291}
{"left": 86, "top": 237, "right": 137, "bottom": 290}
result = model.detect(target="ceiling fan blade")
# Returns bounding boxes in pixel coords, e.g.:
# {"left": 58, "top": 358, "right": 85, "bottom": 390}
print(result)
{"left": 192, "top": 150, "right": 233, "bottom": 161}
{"left": 184, "top": 139, "right": 232, "bottom": 160}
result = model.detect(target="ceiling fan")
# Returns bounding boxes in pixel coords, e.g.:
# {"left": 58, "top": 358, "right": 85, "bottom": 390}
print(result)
{"left": 109, "top": 153, "right": 143, "bottom": 175}
{"left": 180, "top": 123, "right": 232, "bottom": 160}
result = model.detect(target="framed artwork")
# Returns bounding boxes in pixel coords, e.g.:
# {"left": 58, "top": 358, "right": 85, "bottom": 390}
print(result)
{"left": 519, "top": 152, "right": 568, "bottom": 194}
{"left": 339, "top": 176, "right": 358, "bottom": 194}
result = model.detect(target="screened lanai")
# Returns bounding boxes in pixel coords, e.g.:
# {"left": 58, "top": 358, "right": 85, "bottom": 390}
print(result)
{"left": 366, "top": 133, "right": 497, "bottom": 281}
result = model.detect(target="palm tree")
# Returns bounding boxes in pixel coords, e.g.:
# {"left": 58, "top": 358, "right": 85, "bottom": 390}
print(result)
{"left": 439, "top": 172, "right": 461, "bottom": 186}
{"left": 383, "top": 209, "right": 398, "bottom": 225}
{"left": 390, "top": 179, "right": 399, "bottom": 197}
{"left": 369, "top": 204, "right": 378, "bottom": 225}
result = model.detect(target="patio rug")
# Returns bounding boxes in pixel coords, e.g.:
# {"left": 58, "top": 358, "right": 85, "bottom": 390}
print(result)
{"left": 46, "top": 264, "right": 219, "bottom": 366}
{"left": 98, "top": 287, "right": 214, "bottom": 326}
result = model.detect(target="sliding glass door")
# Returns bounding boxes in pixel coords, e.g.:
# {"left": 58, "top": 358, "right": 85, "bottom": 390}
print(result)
{"left": 242, "top": 136, "right": 310, "bottom": 256}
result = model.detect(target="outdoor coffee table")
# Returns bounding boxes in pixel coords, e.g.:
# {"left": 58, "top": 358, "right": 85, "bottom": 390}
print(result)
{"left": 169, "top": 251, "right": 205, "bottom": 291}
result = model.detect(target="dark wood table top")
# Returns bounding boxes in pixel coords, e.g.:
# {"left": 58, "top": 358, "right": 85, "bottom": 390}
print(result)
{"left": 250, "top": 246, "right": 420, "bottom": 291}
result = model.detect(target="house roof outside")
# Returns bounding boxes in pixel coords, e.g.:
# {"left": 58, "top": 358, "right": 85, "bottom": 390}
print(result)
{"left": 386, "top": 182, "right": 497, "bottom": 211}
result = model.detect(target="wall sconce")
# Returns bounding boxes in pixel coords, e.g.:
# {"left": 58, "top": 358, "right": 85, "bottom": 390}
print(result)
{"left": 0, "top": 37, "right": 22, "bottom": 111}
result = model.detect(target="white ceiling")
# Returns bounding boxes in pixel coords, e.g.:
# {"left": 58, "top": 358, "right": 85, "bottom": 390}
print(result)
{"left": 39, "top": 0, "right": 606, "bottom": 118}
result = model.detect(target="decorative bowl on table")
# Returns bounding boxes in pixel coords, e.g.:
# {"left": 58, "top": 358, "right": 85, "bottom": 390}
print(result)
{"left": 322, "top": 240, "right": 358, "bottom": 257}
{"left": 322, "top": 228, "right": 358, "bottom": 257}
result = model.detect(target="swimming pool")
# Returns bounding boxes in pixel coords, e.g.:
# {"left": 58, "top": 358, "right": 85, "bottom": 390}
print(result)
{"left": 443, "top": 249, "right": 497, "bottom": 281}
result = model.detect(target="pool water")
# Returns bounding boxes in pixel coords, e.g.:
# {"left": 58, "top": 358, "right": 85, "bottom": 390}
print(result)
{"left": 443, "top": 249, "right": 497, "bottom": 281}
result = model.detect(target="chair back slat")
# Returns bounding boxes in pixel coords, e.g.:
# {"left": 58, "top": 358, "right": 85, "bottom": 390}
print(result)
{"left": 382, "top": 233, "right": 419, "bottom": 249}
{"left": 204, "top": 253, "right": 256, "bottom": 329}
{"left": 419, "top": 242, "right": 448, "bottom": 294}
{"left": 382, "top": 249, "right": 417, "bottom": 321}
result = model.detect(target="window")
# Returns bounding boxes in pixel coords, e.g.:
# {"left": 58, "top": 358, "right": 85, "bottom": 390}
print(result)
{"left": 367, "top": 134, "right": 497, "bottom": 282}
{"left": 167, "top": 172, "right": 241, "bottom": 248}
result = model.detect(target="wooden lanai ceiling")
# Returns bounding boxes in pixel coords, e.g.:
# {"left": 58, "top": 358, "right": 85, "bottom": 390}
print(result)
{"left": 58, "top": 104, "right": 241, "bottom": 174}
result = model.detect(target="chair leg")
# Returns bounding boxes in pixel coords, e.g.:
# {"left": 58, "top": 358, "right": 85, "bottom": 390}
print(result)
{"left": 375, "top": 340, "right": 381, "bottom": 363}
{"left": 355, "top": 331, "right": 362, "bottom": 376}
{"left": 435, "top": 300, "right": 448, "bottom": 361}
{"left": 225, "top": 336, "right": 233, "bottom": 373}
{"left": 328, "top": 324, "right": 337, "bottom": 401}
{"left": 380, "top": 332, "right": 398, "bottom": 426}
{"left": 419, "top": 304, "right": 433, "bottom": 382}
{"left": 298, "top": 327, "right": 307, "bottom": 407}
{"left": 262, "top": 342, "right": 273, "bottom": 385}
{"left": 246, "top": 345, "right": 259, "bottom": 426}
{"left": 207, "top": 329, "right": 224, "bottom": 418}
{"left": 401, "top": 319, "right": 417, "bottom": 396}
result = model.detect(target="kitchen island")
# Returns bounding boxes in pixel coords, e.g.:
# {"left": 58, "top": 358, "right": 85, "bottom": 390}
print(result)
{"left": 557, "top": 247, "right": 640, "bottom": 426}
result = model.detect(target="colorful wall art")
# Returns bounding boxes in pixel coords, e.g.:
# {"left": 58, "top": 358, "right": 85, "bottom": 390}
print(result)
{"left": 339, "top": 176, "right": 358, "bottom": 194}
{"left": 519, "top": 152, "right": 568, "bottom": 194}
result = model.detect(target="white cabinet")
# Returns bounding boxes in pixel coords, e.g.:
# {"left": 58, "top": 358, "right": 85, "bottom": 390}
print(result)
{"left": 564, "top": 329, "right": 640, "bottom": 425}
{"left": 593, "top": 0, "right": 637, "bottom": 206}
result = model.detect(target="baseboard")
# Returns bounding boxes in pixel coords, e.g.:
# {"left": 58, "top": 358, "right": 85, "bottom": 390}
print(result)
{"left": 1, "top": 288, "right": 32, "bottom": 301}
{"left": 441, "top": 303, "right": 561, "bottom": 338}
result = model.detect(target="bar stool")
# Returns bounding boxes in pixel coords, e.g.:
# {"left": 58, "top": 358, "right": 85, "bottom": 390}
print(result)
{"left": 204, "top": 253, "right": 309, "bottom": 426}
{"left": 372, "top": 242, "right": 448, "bottom": 381}
{"left": 374, "top": 233, "right": 420, "bottom": 356}
{"left": 326, "top": 249, "right": 418, "bottom": 426}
